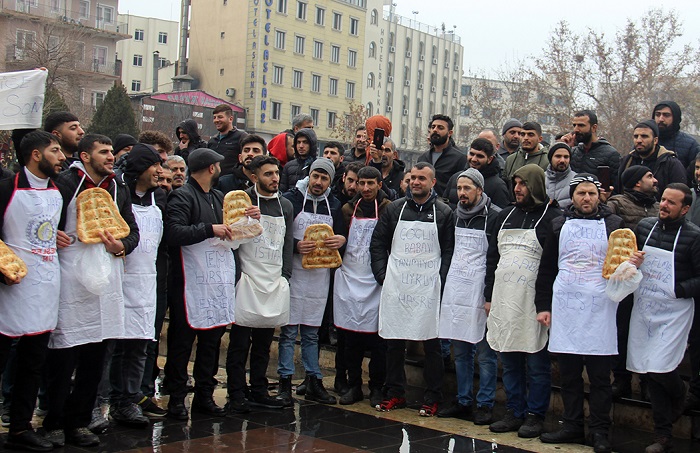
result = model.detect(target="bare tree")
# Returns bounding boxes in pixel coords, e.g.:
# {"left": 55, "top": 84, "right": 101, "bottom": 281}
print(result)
{"left": 331, "top": 101, "right": 368, "bottom": 144}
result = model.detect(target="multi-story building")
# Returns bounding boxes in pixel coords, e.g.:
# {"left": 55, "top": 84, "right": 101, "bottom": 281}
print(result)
{"left": 116, "top": 13, "right": 179, "bottom": 94}
{"left": 0, "top": 0, "right": 129, "bottom": 121}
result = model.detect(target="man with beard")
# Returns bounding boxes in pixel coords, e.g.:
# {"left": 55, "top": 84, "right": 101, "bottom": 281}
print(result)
{"left": 368, "top": 138, "right": 404, "bottom": 198}
{"left": 417, "top": 115, "right": 466, "bottom": 196}
{"left": 158, "top": 165, "right": 174, "bottom": 192}
{"left": 44, "top": 111, "right": 84, "bottom": 165}
{"left": 166, "top": 156, "right": 187, "bottom": 190}
{"left": 217, "top": 135, "right": 267, "bottom": 193}
{"left": 323, "top": 141, "right": 347, "bottom": 189}
{"left": 0, "top": 132, "right": 64, "bottom": 451}
{"left": 652, "top": 101, "right": 700, "bottom": 170}
{"left": 342, "top": 126, "right": 369, "bottom": 164}
{"left": 498, "top": 119, "right": 523, "bottom": 164}
{"left": 208, "top": 104, "right": 248, "bottom": 176}
{"left": 563, "top": 111, "right": 620, "bottom": 191}
{"left": 545, "top": 143, "right": 577, "bottom": 209}
{"left": 163, "top": 148, "right": 235, "bottom": 421}
{"left": 280, "top": 128, "right": 318, "bottom": 192}
{"left": 618, "top": 121, "right": 686, "bottom": 201}
{"left": 437, "top": 168, "right": 500, "bottom": 424}
{"left": 504, "top": 122, "right": 549, "bottom": 180}
{"left": 175, "top": 119, "right": 208, "bottom": 164}
{"left": 333, "top": 163, "right": 362, "bottom": 206}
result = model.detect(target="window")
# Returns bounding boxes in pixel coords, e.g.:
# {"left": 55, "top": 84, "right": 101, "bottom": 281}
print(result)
{"left": 431, "top": 45, "right": 437, "bottom": 59}
{"left": 387, "top": 62, "right": 393, "bottom": 77}
{"left": 313, "top": 40, "right": 323, "bottom": 59}
{"left": 419, "top": 41, "right": 425, "bottom": 59}
{"left": 50, "top": 0, "right": 61, "bottom": 13}
{"left": 48, "top": 36, "right": 59, "bottom": 57}
{"left": 329, "top": 77, "right": 338, "bottom": 96}
{"left": 277, "top": 0, "right": 287, "bottom": 14}
{"left": 389, "top": 32, "right": 395, "bottom": 47}
{"left": 460, "top": 105, "right": 471, "bottom": 116}
{"left": 294, "top": 35, "right": 305, "bottom": 54}
{"left": 368, "top": 42, "right": 376, "bottom": 58}
{"left": 131, "top": 80, "right": 141, "bottom": 91}
{"left": 347, "top": 49, "right": 357, "bottom": 68}
{"left": 158, "top": 57, "right": 167, "bottom": 68}
{"left": 271, "top": 101, "right": 282, "bottom": 120}
{"left": 330, "top": 45, "right": 340, "bottom": 63}
{"left": 487, "top": 87, "right": 502, "bottom": 99}
{"left": 134, "top": 29, "right": 144, "bottom": 41}
{"left": 275, "top": 30, "right": 286, "bottom": 49}
{"left": 292, "top": 70, "right": 303, "bottom": 89}
{"left": 158, "top": 32, "right": 168, "bottom": 44}
{"left": 418, "top": 69, "right": 423, "bottom": 84}
{"left": 273, "top": 65, "right": 284, "bottom": 84}
{"left": 79, "top": 1, "right": 89, "bottom": 19}
{"left": 366, "top": 102, "right": 373, "bottom": 115}
{"left": 461, "top": 85, "right": 472, "bottom": 96}
{"left": 370, "top": 9, "right": 378, "bottom": 25}
{"left": 91, "top": 91, "right": 105, "bottom": 108}
{"left": 346, "top": 81, "right": 355, "bottom": 99}
{"left": 75, "top": 42, "right": 85, "bottom": 62}
{"left": 315, "top": 6, "right": 325, "bottom": 25}
{"left": 97, "top": 4, "right": 114, "bottom": 24}
{"left": 310, "top": 108, "right": 319, "bottom": 125}
{"left": 311, "top": 74, "right": 321, "bottom": 92}
{"left": 333, "top": 12, "right": 342, "bottom": 31}
{"left": 386, "top": 91, "right": 392, "bottom": 105}
{"left": 367, "top": 73, "right": 374, "bottom": 88}
{"left": 296, "top": 1, "right": 307, "bottom": 20}
{"left": 327, "top": 111, "right": 337, "bottom": 129}
{"left": 16, "top": 30, "right": 36, "bottom": 51}
{"left": 133, "top": 54, "right": 143, "bottom": 66}
{"left": 93, "top": 46, "right": 107, "bottom": 65}
{"left": 350, "top": 18, "right": 359, "bottom": 36}
{"left": 405, "top": 37, "right": 411, "bottom": 49}
{"left": 291, "top": 104, "right": 301, "bottom": 118}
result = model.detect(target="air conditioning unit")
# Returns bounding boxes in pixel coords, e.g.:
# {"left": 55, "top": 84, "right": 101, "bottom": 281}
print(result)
{"left": 432, "top": 58, "right": 438, "bottom": 64}
{"left": 417, "top": 112, "right": 422, "bottom": 118}
{"left": 388, "top": 76, "right": 394, "bottom": 82}
{"left": 443, "top": 90, "right": 449, "bottom": 96}
{"left": 389, "top": 46, "right": 395, "bottom": 53}
{"left": 431, "top": 86, "right": 436, "bottom": 93}
{"left": 403, "top": 109, "right": 408, "bottom": 115}
{"left": 401, "top": 138, "right": 407, "bottom": 144}
{"left": 445, "top": 62, "right": 450, "bottom": 68}
{"left": 404, "top": 80, "right": 410, "bottom": 87}
{"left": 406, "top": 51, "right": 412, "bottom": 57}
{"left": 225, "top": 87, "right": 236, "bottom": 97}
{"left": 386, "top": 106, "right": 393, "bottom": 112}
{"left": 452, "top": 92, "right": 457, "bottom": 98}
{"left": 419, "top": 55, "right": 425, "bottom": 61}
{"left": 418, "top": 83, "right": 423, "bottom": 89}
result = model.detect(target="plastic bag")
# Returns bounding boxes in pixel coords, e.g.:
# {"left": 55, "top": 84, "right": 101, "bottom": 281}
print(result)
{"left": 75, "top": 245, "right": 115, "bottom": 296}
{"left": 227, "top": 216, "right": 263, "bottom": 249}
{"left": 605, "top": 261, "right": 643, "bottom": 303}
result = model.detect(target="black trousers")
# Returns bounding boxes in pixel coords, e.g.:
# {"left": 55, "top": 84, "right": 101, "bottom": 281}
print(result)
{"left": 140, "top": 255, "right": 168, "bottom": 397}
{"left": 163, "top": 298, "right": 225, "bottom": 400}
{"left": 43, "top": 341, "right": 108, "bottom": 431}
{"left": 613, "top": 295, "right": 633, "bottom": 382}
{"left": 344, "top": 330, "right": 386, "bottom": 391}
{"left": 687, "top": 306, "right": 700, "bottom": 398}
{"left": 335, "top": 327, "right": 347, "bottom": 381}
{"left": 647, "top": 370, "right": 686, "bottom": 437}
{"left": 225, "top": 324, "right": 274, "bottom": 401}
{"left": 386, "top": 338, "right": 443, "bottom": 404}
{"left": 0, "top": 332, "right": 50, "bottom": 433}
{"left": 557, "top": 353, "right": 612, "bottom": 434}
{"left": 110, "top": 339, "right": 149, "bottom": 407}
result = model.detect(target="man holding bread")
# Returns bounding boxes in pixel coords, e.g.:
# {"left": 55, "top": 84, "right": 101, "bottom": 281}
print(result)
{"left": 278, "top": 158, "right": 346, "bottom": 405}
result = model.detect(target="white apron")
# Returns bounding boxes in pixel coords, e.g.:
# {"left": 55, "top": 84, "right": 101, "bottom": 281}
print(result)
{"left": 50, "top": 176, "right": 125, "bottom": 349}
{"left": 235, "top": 190, "right": 290, "bottom": 328}
{"left": 627, "top": 223, "right": 694, "bottom": 373}
{"left": 333, "top": 200, "right": 382, "bottom": 333}
{"left": 122, "top": 193, "right": 162, "bottom": 340}
{"left": 288, "top": 196, "right": 333, "bottom": 327}
{"left": 439, "top": 218, "right": 489, "bottom": 344}
{"left": 549, "top": 218, "right": 618, "bottom": 355}
{"left": 487, "top": 205, "right": 550, "bottom": 353}
{"left": 0, "top": 174, "right": 62, "bottom": 337}
{"left": 378, "top": 203, "right": 441, "bottom": 341}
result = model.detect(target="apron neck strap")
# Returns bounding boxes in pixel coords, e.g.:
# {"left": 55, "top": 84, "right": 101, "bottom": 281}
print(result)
{"left": 352, "top": 198, "right": 379, "bottom": 220}
{"left": 644, "top": 220, "right": 683, "bottom": 253}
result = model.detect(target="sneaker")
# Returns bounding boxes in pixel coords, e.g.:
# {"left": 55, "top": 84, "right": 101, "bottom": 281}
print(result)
{"left": 419, "top": 402, "right": 439, "bottom": 417}
{"left": 473, "top": 406, "right": 493, "bottom": 425}
{"left": 1, "top": 411, "right": 10, "bottom": 427}
{"left": 88, "top": 406, "right": 109, "bottom": 434}
{"left": 110, "top": 403, "right": 150, "bottom": 428}
{"left": 378, "top": 397, "right": 407, "bottom": 412}
{"left": 65, "top": 427, "right": 100, "bottom": 447}
{"left": 517, "top": 412, "right": 544, "bottom": 438}
{"left": 437, "top": 402, "right": 472, "bottom": 419}
{"left": 4, "top": 429, "right": 53, "bottom": 452}
{"left": 43, "top": 429, "right": 65, "bottom": 448}
{"left": 369, "top": 389, "right": 384, "bottom": 408}
{"left": 138, "top": 396, "right": 167, "bottom": 417}
{"left": 249, "top": 394, "right": 286, "bottom": 409}
{"left": 225, "top": 399, "right": 251, "bottom": 415}
{"left": 489, "top": 409, "right": 523, "bottom": 433}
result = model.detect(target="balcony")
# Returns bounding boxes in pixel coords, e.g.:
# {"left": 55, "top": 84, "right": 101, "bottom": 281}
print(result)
{"left": 5, "top": 45, "right": 119, "bottom": 77}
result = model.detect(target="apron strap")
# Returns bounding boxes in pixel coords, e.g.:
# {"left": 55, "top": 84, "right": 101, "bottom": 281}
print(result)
{"left": 498, "top": 206, "right": 516, "bottom": 235}
{"left": 533, "top": 202, "right": 550, "bottom": 229}
{"left": 643, "top": 221, "right": 683, "bottom": 253}
{"left": 69, "top": 174, "right": 88, "bottom": 205}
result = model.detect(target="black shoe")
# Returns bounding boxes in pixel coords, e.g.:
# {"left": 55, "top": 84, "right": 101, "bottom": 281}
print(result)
{"left": 685, "top": 391, "right": 700, "bottom": 412}
{"left": 489, "top": 409, "right": 523, "bottom": 433}
{"left": 295, "top": 376, "right": 308, "bottom": 396}
{"left": 277, "top": 376, "right": 294, "bottom": 407}
{"left": 110, "top": 403, "right": 150, "bottom": 428}
{"left": 339, "top": 387, "right": 363, "bottom": 405}
{"left": 191, "top": 397, "right": 226, "bottom": 417}
{"left": 591, "top": 432, "right": 612, "bottom": 453}
{"left": 612, "top": 378, "right": 632, "bottom": 398}
{"left": 248, "top": 394, "right": 286, "bottom": 409}
{"left": 65, "top": 427, "right": 100, "bottom": 447}
{"left": 473, "top": 406, "right": 493, "bottom": 425}
{"left": 305, "top": 376, "right": 337, "bottom": 404}
{"left": 334, "top": 377, "right": 350, "bottom": 395}
{"left": 540, "top": 428, "right": 585, "bottom": 444}
{"left": 369, "top": 389, "right": 383, "bottom": 408}
{"left": 225, "top": 399, "right": 250, "bottom": 415}
{"left": 166, "top": 400, "right": 189, "bottom": 421}
{"left": 42, "top": 429, "right": 64, "bottom": 449}
{"left": 4, "top": 430, "right": 53, "bottom": 452}
{"left": 437, "top": 402, "right": 472, "bottom": 419}
{"left": 518, "top": 413, "right": 544, "bottom": 438}
{"left": 138, "top": 396, "right": 167, "bottom": 418}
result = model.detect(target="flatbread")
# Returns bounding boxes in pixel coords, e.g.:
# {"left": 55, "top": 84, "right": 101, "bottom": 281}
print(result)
{"left": 0, "top": 239, "right": 27, "bottom": 282}
{"left": 602, "top": 228, "right": 637, "bottom": 279}
{"left": 302, "top": 224, "right": 342, "bottom": 269}
{"left": 223, "top": 190, "right": 263, "bottom": 240}
{"left": 76, "top": 187, "right": 130, "bottom": 244}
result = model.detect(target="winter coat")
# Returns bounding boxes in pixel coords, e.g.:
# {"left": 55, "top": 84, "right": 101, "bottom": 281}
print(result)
{"left": 207, "top": 128, "right": 248, "bottom": 176}
{"left": 545, "top": 165, "right": 577, "bottom": 209}
{"left": 606, "top": 191, "right": 659, "bottom": 232}
{"left": 653, "top": 100, "right": 700, "bottom": 169}
{"left": 503, "top": 145, "right": 549, "bottom": 180}
{"left": 570, "top": 139, "right": 620, "bottom": 191}
{"left": 443, "top": 158, "right": 510, "bottom": 209}
{"left": 617, "top": 146, "right": 687, "bottom": 201}
{"left": 416, "top": 144, "right": 467, "bottom": 196}
{"left": 175, "top": 119, "right": 207, "bottom": 164}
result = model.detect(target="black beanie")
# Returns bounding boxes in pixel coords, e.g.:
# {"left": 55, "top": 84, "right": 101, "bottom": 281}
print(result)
{"left": 548, "top": 142, "right": 571, "bottom": 162}
{"left": 621, "top": 165, "right": 651, "bottom": 190}
{"left": 634, "top": 120, "right": 659, "bottom": 138}
{"left": 124, "top": 143, "right": 162, "bottom": 183}
{"left": 113, "top": 134, "right": 138, "bottom": 154}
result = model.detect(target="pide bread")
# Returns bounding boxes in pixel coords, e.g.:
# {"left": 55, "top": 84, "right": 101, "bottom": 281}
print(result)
{"left": 302, "top": 224, "right": 342, "bottom": 269}
{"left": 223, "top": 190, "right": 263, "bottom": 240}
{"left": 602, "top": 228, "right": 637, "bottom": 279}
{"left": 0, "top": 240, "right": 27, "bottom": 282}
{"left": 76, "top": 188, "right": 129, "bottom": 244}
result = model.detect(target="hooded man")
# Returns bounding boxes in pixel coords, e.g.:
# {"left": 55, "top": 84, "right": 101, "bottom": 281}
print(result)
{"left": 268, "top": 113, "right": 314, "bottom": 167}
{"left": 280, "top": 128, "right": 318, "bottom": 192}
{"left": 652, "top": 101, "right": 700, "bottom": 170}
{"left": 485, "top": 164, "right": 561, "bottom": 439}
{"left": 545, "top": 142, "right": 577, "bottom": 209}
{"left": 175, "top": 119, "right": 207, "bottom": 164}
{"left": 113, "top": 134, "right": 138, "bottom": 160}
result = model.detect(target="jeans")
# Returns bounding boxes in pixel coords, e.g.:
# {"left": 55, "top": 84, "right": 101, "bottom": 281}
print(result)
{"left": 476, "top": 337, "right": 498, "bottom": 408}
{"left": 453, "top": 341, "right": 476, "bottom": 406}
{"left": 452, "top": 338, "right": 499, "bottom": 407}
{"left": 558, "top": 353, "right": 612, "bottom": 434}
{"left": 109, "top": 339, "right": 149, "bottom": 407}
{"left": 500, "top": 348, "right": 551, "bottom": 418}
{"left": 277, "top": 324, "right": 322, "bottom": 378}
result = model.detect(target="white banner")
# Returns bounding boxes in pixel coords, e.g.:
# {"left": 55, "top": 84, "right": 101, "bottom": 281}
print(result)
{"left": 0, "top": 69, "right": 48, "bottom": 129}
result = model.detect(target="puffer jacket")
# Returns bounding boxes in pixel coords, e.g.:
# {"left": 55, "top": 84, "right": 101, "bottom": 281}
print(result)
{"left": 606, "top": 191, "right": 659, "bottom": 232}
{"left": 617, "top": 145, "right": 687, "bottom": 201}
{"left": 691, "top": 188, "right": 700, "bottom": 227}
{"left": 570, "top": 139, "right": 620, "bottom": 191}
{"left": 653, "top": 100, "right": 700, "bottom": 168}
{"left": 175, "top": 119, "right": 208, "bottom": 164}
{"left": 545, "top": 165, "right": 577, "bottom": 209}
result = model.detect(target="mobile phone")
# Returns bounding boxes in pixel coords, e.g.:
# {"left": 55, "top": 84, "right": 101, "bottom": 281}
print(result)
{"left": 373, "top": 128, "right": 385, "bottom": 149}
{"left": 597, "top": 166, "right": 611, "bottom": 191}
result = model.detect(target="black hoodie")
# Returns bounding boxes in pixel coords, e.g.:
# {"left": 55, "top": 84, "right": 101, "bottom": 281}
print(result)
{"left": 652, "top": 100, "right": 700, "bottom": 171}
{"left": 175, "top": 119, "right": 208, "bottom": 164}
{"left": 280, "top": 128, "right": 318, "bottom": 192}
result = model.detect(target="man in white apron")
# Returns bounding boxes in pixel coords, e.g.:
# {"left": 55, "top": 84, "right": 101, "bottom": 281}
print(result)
{"left": 370, "top": 162, "right": 455, "bottom": 416}
{"left": 226, "top": 153, "right": 294, "bottom": 414}
{"left": 627, "top": 184, "right": 700, "bottom": 453}
{"left": 437, "top": 169, "right": 501, "bottom": 423}
{"left": 535, "top": 174, "right": 624, "bottom": 453}
{"left": 334, "top": 166, "right": 391, "bottom": 407}
{"left": 107, "top": 144, "right": 165, "bottom": 427}
{"left": 278, "top": 158, "right": 346, "bottom": 405}
{"left": 484, "top": 164, "right": 560, "bottom": 438}
{"left": 0, "top": 131, "right": 64, "bottom": 451}
{"left": 44, "top": 134, "right": 140, "bottom": 448}
{"left": 163, "top": 148, "right": 235, "bottom": 420}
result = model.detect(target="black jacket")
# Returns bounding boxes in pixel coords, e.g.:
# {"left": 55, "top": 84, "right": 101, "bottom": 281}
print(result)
{"left": 443, "top": 159, "right": 510, "bottom": 209}
{"left": 534, "top": 205, "right": 624, "bottom": 313}
{"left": 618, "top": 146, "right": 687, "bottom": 201}
{"left": 282, "top": 186, "right": 346, "bottom": 253}
{"left": 207, "top": 128, "right": 248, "bottom": 176}
{"left": 653, "top": 100, "right": 700, "bottom": 169}
{"left": 369, "top": 159, "right": 406, "bottom": 199}
{"left": 570, "top": 139, "right": 621, "bottom": 191}
{"left": 175, "top": 119, "right": 208, "bottom": 164}
{"left": 216, "top": 164, "right": 255, "bottom": 195}
{"left": 417, "top": 144, "right": 467, "bottom": 196}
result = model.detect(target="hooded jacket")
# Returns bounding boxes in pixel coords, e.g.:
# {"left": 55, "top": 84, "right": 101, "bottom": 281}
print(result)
{"left": 268, "top": 129, "right": 293, "bottom": 167}
{"left": 175, "top": 119, "right": 208, "bottom": 164}
{"left": 569, "top": 139, "right": 620, "bottom": 191}
{"left": 416, "top": 143, "right": 467, "bottom": 196}
{"left": 652, "top": 101, "right": 700, "bottom": 169}
{"left": 545, "top": 165, "right": 577, "bottom": 209}
{"left": 503, "top": 144, "right": 549, "bottom": 180}
{"left": 280, "top": 128, "right": 318, "bottom": 192}
{"left": 618, "top": 145, "right": 687, "bottom": 201}
{"left": 443, "top": 157, "right": 510, "bottom": 209}
{"left": 216, "top": 164, "right": 254, "bottom": 194}
{"left": 691, "top": 186, "right": 700, "bottom": 227}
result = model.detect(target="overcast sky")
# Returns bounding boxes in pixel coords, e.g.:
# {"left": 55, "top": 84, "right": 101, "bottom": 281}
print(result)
{"left": 118, "top": 0, "right": 700, "bottom": 76}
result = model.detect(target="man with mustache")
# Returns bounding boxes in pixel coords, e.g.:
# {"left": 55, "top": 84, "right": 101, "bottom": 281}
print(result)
{"left": 217, "top": 135, "right": 267, "bottom": 194}
{"left": 504, "top": 122, "right": 549, "bottom": 180}
{"left": 417, "top": 114, "right": 466, "bottom": 196}
{"left": 44, "top": 111, "right": 84, "bottom": 165}
{"left": 545, "top": 143, "right": 577, "bottom": 209}
{"left": 342, "top": 126, "right": 369, "bottom": 164}
{"left": 165, "top": 155, "right": 186, "bottom": 190}
{"left": 652, "top": 101, "right": 700, "bottom": 171}
{"left": 158, "top": 165, "right": 174, "bottom": 193}
{"left": 498, "top": 119, "right": 523, "bottom": 164}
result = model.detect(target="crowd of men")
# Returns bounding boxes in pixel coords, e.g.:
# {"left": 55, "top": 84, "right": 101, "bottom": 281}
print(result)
{"left": 0, "top": 100, "right": 699, "bottom": 453}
